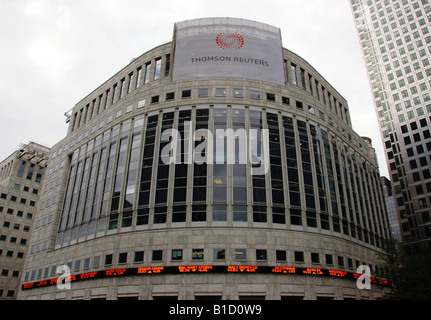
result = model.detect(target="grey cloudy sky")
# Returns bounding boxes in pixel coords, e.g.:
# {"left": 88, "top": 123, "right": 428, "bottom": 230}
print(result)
{"left": 0, "top": 0, "right": 389, "bottom": 178}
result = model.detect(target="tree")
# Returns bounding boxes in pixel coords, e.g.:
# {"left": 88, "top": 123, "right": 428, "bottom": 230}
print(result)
{"left": 375, "top": 238, "right": 402, "bottom": 299}
{"left": 376, "top": 239, "right": 431, "bottom": 299}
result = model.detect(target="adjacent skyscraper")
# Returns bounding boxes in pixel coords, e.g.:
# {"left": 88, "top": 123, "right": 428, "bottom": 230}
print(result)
{"left": 0, "top": 142, "right": 50, "bottom": 299}
{"left": 381, "top": 176, "right": 402, "bottom": 241}
{"left": 350, "top": 0, "right": 431, "bottom": 246}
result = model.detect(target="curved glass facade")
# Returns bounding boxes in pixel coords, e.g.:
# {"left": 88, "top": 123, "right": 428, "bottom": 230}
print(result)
{"left": 56, "top": 105, "right": 389, "bottom": 248}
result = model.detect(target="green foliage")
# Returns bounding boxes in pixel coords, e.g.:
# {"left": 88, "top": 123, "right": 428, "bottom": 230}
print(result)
{"left": 376, "top": 239, "right": 431, "bottom": 300}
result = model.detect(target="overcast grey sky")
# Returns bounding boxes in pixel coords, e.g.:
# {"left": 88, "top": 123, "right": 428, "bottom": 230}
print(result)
{"left": 0, "top": 0, "right": 389, "bottom": 177}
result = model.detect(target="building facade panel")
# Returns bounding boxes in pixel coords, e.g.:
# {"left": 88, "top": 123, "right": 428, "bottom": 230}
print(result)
{"left": 350, "top": 0, "right": 431, "bottom": 245}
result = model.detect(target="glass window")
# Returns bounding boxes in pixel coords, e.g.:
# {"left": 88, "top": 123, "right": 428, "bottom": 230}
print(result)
{"left": 104, "top": 254, "right": 113, "bottom": 265}
{"left": 172, "top": 249, "right": 183, "bottom": 261}
{"left": 214, "top": 109, "right": 227, "bottom": 122}
{"left": 311, "top": 253, "right": 320, "bottom": 263}
{"left": 118, "top": 252, "right": 127, "bottom": 264}
{"left": 26, "top": 163, "right": 35, "bottom": 180}
{"left": 235, "top": 249, "right": 247, "bottom": 260}
{"left": 308, "top": 105, "right": 315, "bottom": 114}
{"left": 152, "top": 250, "right": 163, "bottom": 261}
{"left": 154, "top": 58, "right": 161, "bottom": 80}
{"left": 136, "top": 67, "right": 142, "bottom": 88}
{"left": 136, "top": 208, "right": 149, "bottom": 225}
{"left": 213, "top": 162, "right": 227, "bottom": 203}
{"left": 93, "top": 256, "right": 100, "bottom": 267}
{"left": 233, "top": 186, "right": 247, "bottom": 203}
{"left": 192, "top": 204, "right": 206, "bottom": 222}
{"left": 233, "top": 205, "right": 247, "bottom": 222}
{"left": 121, "top": 211, "right": 133, "bottom": 228}
{"left": 291, "top": 63, "right": 297, "bottom": 85}
{"left": 164, "top": 54, "right": 171, "bottom": 77}
{"left": 34, "top": 166, "right": 44, "bottom": 183}
{"left": 137, "top": 99, "right": 146, "bottom": 109}
{"left": 17, "top": 161, "right": 26, "bottom": 177}
{"left": 294, "top": 251, "right": 304, "bottom": 262}
{"left": 134, "top": 251, "right": 144, "bottom": 262}
{"left": 256, "top": 249, "right": 267, "bottom": 260}
{"left": 127, "top": 72, "right": 134, "bottom": 93}
{"left": 282, "top": 96, "right": 290, "bottom": 104}
{"left": 300, "top": 68, "right": 306, "bottom": 89}
{"left": 212, "top": 204, "right": 227, "bottom": 221}
{"left": 266, "top": 92, "right": 276, "bottom": 101}
{"left": 119, "top": 78, "right": 126, "bottom": 99}
{"left": 233, "top": 88, "right": 243, "bottom": 97}
{"left": 172, "top": 205, "right": 186, "bottom": 222}
{"left": 154, "top": 206, "right": 167, "bottom": 223}
{"left": 214, "top": 249, "right": 225, "bottom": 260}
{"left": 272, "top": 207, "right": 285, "bottom": 224}
{"left": 276, "top": 250, "right": 287, "bottom": 261}
{"left": 151, "top": 95, "right": 159, "bottom": 104}
{"left": 182, "top": 90, "right": 191, "bottom": 98}
{"left": 144, "top": 62, "right": 151, "bottom": 84}
{"left": 215, "top": 88, "right": 226, "bottom": 96}
{"left": 198, "top": 88, "right": 209, "bottom": 97}
{"left": 250, "top": 90, "right": 260, "bottom": 99}
{"left": 196, "top": 108, "right": 209, "bottom": 122}
{"left": 111, "top": 84, "right": 117, "bottom": 104}
{"left": 252, "top": 179, "right": 266, "bottom": 204}
{"left": 252, "top": 205, "right": 267, "bottom": 222}
{"left": 192, "top": 249, "right": 204, "bottom": 260}
{"left": 232, "top": 109, "right": 245, "bottom": 124}
{"left": 296, "top": 101, "right": 303, "bottom": 109}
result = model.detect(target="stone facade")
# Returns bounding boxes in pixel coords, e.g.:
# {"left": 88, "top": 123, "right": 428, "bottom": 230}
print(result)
{"left": 0, "top": 142, "right": 50, "bottom": 299}
{"left": 18, "top": 18, "right": 391, "bottom": 300}
{"left": 350, "top": 0, "right": 431, "bottom": 245}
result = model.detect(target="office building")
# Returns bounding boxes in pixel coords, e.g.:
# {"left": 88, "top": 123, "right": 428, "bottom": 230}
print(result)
{"left": 0, "top": 142, "right": 50, "bottom": 299}
{"left": 350, "top": 0, "right": 431, "bottom": 245}
{"left": 381, "top": 176, "right": 402, "bottom": 241}
{"left": 19, "top": 18, "right": 391, "bottom": 300}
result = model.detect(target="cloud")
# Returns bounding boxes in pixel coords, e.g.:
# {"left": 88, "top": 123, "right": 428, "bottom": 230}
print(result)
{"left": 0, "top": 1, "right": 388, "bottom": 177}
{"left": 27, "top": 39, "right": 70, "bottom": 75}
{"left": 23, "top": 0, "right": 47, "bottom": 15}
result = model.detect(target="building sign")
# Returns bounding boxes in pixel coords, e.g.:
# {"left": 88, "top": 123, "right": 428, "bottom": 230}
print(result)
{"left": 172, "top": 18, "right": 285, "bottom": 86}
{"left": 21, "top": 265, "right": 390, "bottom": 291}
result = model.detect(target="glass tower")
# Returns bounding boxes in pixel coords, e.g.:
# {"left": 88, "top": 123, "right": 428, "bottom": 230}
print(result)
{"left": 350, "top": 0, "right": 431, "bottom": 246}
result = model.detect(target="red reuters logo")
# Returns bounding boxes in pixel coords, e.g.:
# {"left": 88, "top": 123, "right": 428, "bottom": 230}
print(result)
{"left": 216, "top": 32, "right": 244, "bottom": 51}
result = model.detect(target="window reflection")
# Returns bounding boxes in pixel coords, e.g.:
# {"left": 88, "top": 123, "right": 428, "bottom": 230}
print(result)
{"left": 56, "top": 102, "right": 388, "bottom": 249}
{"left": 233, "top": 205, "right": 247, "bottom": 222}
{"left": 213, "top": 204, "right": 227, "bottom": 221}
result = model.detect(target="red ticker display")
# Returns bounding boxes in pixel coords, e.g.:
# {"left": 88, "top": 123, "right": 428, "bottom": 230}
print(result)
{"left": 21, "top": 265, "right": 390, "bottom": 290}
